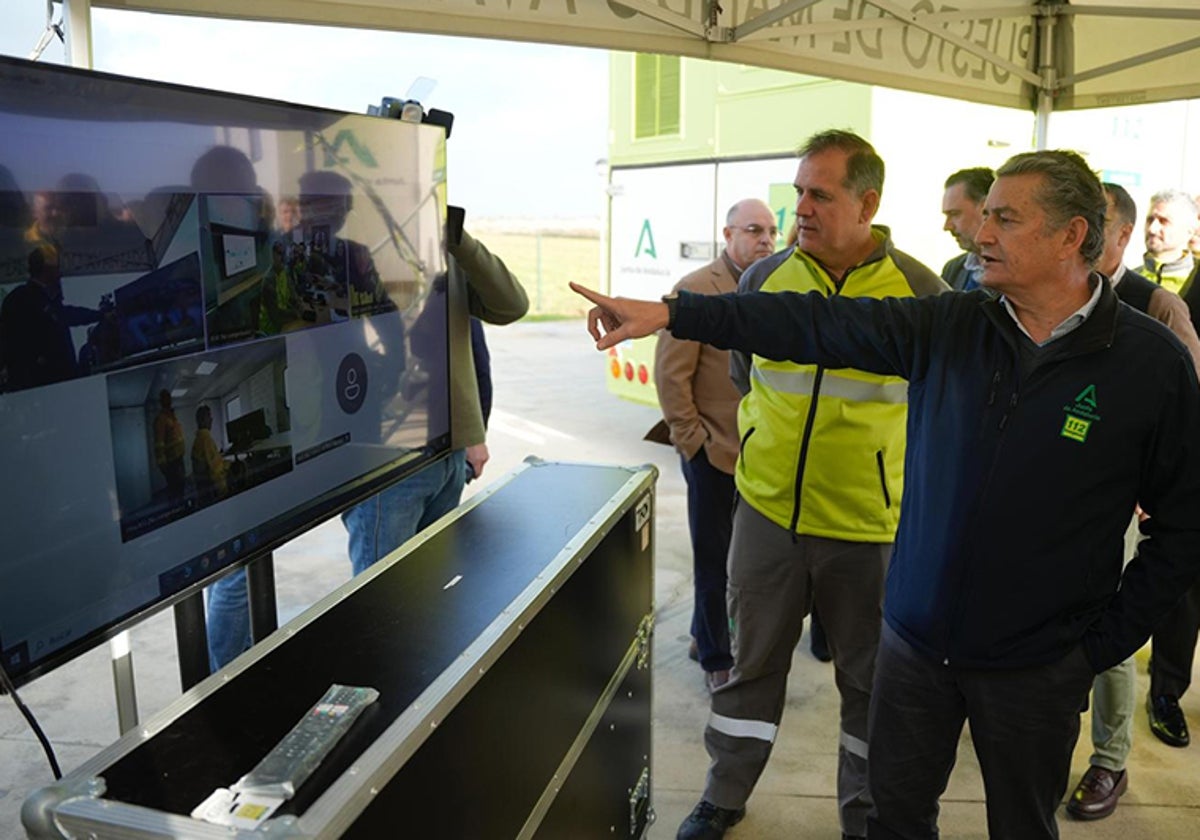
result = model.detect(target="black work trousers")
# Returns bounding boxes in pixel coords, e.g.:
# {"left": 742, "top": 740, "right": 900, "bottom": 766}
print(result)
{"left": 866, "top": 623, "right": 1094, "bottom": 840}
{"left": 1150, "top": 578, "right": 1200, "bottom": 699}
{"left": 680, "top": 447, "right": 735, "bottom": 673}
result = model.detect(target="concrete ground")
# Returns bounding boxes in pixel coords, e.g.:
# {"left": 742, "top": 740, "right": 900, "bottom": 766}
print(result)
{"left": 3, "top": 319, "right": 1200, "bottom": 838}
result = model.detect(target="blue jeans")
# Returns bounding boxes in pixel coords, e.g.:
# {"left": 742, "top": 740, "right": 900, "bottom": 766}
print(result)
{"left": 205, "top": 569, "right": 252, "bottom": 673}
{"left": 205, "top": 450, "right": 467, "bottom": 672}
{"left": 342, "top": 449, "right": 468, "bottom": 576}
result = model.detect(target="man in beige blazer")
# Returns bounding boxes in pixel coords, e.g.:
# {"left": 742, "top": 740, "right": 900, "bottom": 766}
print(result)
{"left": 654, "top": 198, "right": 777, "bottom": 691}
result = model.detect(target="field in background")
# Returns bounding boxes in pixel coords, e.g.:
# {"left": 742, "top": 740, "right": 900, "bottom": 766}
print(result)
{"left": 471, "top": 220, "right": 601, "bottom": 318}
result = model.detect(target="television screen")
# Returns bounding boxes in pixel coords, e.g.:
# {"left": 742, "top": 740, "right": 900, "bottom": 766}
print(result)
{"left": 0, "top": 56, "right": 451, "bottom": 686}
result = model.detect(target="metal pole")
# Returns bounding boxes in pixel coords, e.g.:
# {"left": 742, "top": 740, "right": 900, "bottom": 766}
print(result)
{"left": 536, "top": 232, "right": 543, "bottom": 313}
{"left": 1034, "top": 11, "right": 1057, "bottom": 150}
{"left": 174, "top": 591, "right": 211, "bottom": 691}
{"left": 62, "top": 0, "right": 94, "bottom": 69}
{"left": 109, "top": 632, "right": 138, "bottom": 735}
{"left": 247, "top": 553, "right": 278, "bottom": 643}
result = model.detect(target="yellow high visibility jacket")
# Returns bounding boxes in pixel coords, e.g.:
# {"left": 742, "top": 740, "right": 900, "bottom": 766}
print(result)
{"left": 1136, "top": 252, "right": 1194, "bottom": 296}
{"left": 734, "top": 228, "right": 946, "bottom": 541}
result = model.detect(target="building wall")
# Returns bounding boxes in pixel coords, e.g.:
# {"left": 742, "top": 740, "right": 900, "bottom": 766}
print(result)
{"left": 608, "top": 52, "right": 1050, "bottom": 273}
{"left": 608, "top": 50, "right": 1200, "bottom": 282}
{"left": 608, "top": 55, "right": 873, "bottom": 166}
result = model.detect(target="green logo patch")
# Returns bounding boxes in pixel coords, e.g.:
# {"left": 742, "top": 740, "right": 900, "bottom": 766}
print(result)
{"left": 1061, "top": 384, "right": 1100, "bottom": 444}
{"left": 1061, "top": 415, "right": 1091, "bottom": 442}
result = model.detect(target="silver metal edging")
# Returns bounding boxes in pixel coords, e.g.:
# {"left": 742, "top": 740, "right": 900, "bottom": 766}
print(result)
{"left": 38, "top": 458, "right": 546, "bottom": 801}
{"left": 52, "top": 799, "right": 245, "bottom": 840}
{"left": 295, "top": 462, "right": 658, "bottom": 837}
{"left": 513, "top": 617, "right": 650, "bottom": 840}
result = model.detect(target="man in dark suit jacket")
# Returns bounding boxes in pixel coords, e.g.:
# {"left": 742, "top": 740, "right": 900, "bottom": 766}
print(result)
{"left": 653, "top": 198, "right": 777, "bottom": 691}
{"left": 940, "top": 167, "right": 993, "bottom": 292}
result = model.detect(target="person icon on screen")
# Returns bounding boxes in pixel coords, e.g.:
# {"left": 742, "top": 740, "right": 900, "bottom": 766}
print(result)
{"left": 154, "top": 389, "right": 187, "bottom": 505}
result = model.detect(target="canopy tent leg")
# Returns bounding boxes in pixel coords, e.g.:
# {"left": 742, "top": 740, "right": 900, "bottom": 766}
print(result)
{"left": 1034, "top": 8, "right": 1057, "bottom": 150}
{"left": 63, "top": 0, "right": 93, "bottom": 68}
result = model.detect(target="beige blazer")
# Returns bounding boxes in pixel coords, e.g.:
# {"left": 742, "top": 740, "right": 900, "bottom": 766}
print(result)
{"left": 652, "top": 253, "right": 742, "bottom": 474}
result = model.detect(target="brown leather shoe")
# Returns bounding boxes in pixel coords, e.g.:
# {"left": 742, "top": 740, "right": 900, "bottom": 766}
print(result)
{"left": 1066, "top": 765, "right": 1127, "bottom": 820}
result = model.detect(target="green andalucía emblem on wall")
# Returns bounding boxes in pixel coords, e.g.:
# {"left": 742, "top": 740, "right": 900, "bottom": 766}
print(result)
{"left": 1060, "top": 384, "right": 1100, "bottom": 443}
{"left": 634, "top": 219, "right": 657, "bottom": 259}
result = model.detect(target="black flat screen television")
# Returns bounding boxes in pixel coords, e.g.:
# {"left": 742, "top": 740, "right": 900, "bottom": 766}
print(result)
{"left": 0, "top": 56, "right": 451, "bottom": 686}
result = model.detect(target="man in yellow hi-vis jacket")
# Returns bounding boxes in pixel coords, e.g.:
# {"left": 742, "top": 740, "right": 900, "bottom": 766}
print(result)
{"left": 677, "top": 130, "right": 947, "bottom": 840}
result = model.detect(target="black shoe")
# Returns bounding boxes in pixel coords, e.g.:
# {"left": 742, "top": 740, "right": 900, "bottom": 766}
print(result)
{"left": 1148, "top": 694, "right": 1190, "bottom": 747}
{"left": 676, "top": 800, "right": 745, "bottom": 840}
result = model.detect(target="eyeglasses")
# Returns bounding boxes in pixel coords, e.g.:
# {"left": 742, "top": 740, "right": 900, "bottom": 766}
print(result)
{"left": 733, "top": 223, "right": 779, "bottom": 238}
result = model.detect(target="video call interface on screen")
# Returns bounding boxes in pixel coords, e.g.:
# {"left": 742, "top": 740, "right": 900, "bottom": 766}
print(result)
{"left": 0, "top": 56, "right": 452, "bottom": 685}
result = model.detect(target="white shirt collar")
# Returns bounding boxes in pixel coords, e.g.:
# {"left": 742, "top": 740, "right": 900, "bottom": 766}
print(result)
{"left": 1000, "top": 274, "right": 1103, "bottom": 347}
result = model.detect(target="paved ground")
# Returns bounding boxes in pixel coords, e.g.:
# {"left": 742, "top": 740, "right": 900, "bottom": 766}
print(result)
{"left": 3, "top": 319, "right": 1200, "bottom": 837}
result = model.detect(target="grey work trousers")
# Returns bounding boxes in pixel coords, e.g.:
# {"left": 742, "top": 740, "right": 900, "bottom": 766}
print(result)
{"left": 702, "top": 499, "right": 889, "bottom": 838}
{"left": 1087, "top": 514, "right": 1142, "bottom": 771}
{"left": 1089, "top": 656, "right": 1136, "bottom": 771}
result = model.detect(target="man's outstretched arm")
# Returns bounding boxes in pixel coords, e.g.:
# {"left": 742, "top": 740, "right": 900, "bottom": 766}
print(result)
{"left": 571, "top": 280, "right": 934, "bottom": 381}
{"left": 570, "top": 282, "right": 669, "bottom": 350}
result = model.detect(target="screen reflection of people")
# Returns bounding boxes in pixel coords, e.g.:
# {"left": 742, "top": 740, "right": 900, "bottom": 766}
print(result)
{"left": 276, "top": 195, "right": 300, "bottom": 239}
{"left": 56, "top": 172, "right": 154, "bottom": 270}
{"left": 296, "top": 170, "right": 387, "bottom": 320}
{"left": 0, "top": 243, "right": 100, "bottom": 391}
{"left": 154, "top": 389, "right": 187, "bottom": 505}
{"left": 25, "top": 190, "right": 60, "bottom": 246}
{"left": 191, "top": 404, "right": 228, "bottom": 506}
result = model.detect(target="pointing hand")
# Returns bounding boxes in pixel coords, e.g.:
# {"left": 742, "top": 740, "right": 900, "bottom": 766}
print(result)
{"left": 569, "top": 282, "right": 670, "bottom": 351}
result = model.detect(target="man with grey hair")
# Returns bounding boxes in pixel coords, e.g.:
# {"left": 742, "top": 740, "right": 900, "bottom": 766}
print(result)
{"left": 1137, "top": 188, "right": 1198, "bottom": 294}
{"left": 570, "top": 148, "right": 1200, "bottom": 839}
{"left": 669, "top": 129, "right": 946, "bottom": 840}
{"left": 1064, "top": 182, "right": 1200, "bottom": 820}
{"left": 1136, "top": 189, "right": 1200, "bottom": 756}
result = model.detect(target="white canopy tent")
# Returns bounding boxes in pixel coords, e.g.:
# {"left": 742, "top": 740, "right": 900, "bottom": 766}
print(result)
{"left": 58, "top": 0, "right": 1200, "bottom": 146}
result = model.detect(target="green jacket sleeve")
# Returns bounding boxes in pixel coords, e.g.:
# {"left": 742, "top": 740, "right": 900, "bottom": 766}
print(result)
{"left": 449, "top": 230, "right": 530, "bottom": 325}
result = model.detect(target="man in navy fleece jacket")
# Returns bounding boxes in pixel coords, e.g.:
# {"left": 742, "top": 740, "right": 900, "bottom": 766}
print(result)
{"left": 571, "top": 150, "right": 1200, "bottom": 840}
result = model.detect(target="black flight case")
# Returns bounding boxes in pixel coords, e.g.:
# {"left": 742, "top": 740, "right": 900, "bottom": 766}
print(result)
{"left": 24, "top": 458, "right": 657, "bottom": 839}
